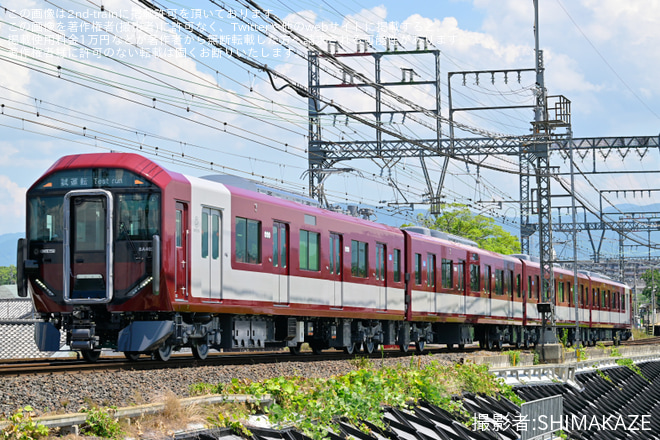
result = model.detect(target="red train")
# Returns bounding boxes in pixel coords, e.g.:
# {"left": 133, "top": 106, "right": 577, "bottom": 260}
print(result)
{"left": 16, "top": 153, "right": 632, "bottom": 361}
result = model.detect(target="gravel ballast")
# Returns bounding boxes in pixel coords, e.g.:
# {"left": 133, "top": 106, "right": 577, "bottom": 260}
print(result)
{"left": 0, "top": 352, "right": 471, "bottom": 417}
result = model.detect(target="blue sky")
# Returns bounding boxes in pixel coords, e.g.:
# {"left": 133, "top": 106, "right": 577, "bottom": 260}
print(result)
{"left": 1, "top": 0, "right": 659, "bottom": 260}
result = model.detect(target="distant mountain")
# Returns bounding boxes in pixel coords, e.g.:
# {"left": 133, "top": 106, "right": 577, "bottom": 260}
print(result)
{"left": 0, "top": 232, "right": 23, "bottom": 267}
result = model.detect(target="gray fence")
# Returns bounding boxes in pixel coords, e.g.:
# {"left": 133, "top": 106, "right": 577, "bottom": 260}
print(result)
{"left": 520, "top": 395, "right": 563, "bottom": 440}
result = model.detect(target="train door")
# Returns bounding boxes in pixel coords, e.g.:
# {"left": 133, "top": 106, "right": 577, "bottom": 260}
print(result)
{"left": 200, "top": 208, "right": 222, "bottom": 299}
{"left": 329, "top": 233, "right": 343, "bottom": 307}
{"left": 175, "top": 202, "right": 189, "bottom": 300}
{"left": 63, "top": 190, "right": 113, "bottom": 303}
{"left": 377, "top": 243, "right": 387, "bottom": 310}
{"left": 272, "top": 221, "right": 289, "bottom": 303}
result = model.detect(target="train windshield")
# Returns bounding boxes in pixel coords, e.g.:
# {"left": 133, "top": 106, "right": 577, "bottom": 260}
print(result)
{"left": 28, "top": 196, "right": 64, "bottom": 242}
{"left": 116, "top": 192, "right": 160, "bottom": 240}
{"left": 27, "top": 192, "right": 161, "bottom": 243}
{"left": 27, "top": 167, "right": 161, "bottom": 243}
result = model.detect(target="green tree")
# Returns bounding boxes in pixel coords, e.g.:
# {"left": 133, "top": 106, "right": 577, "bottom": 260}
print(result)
{"left": 404, "top": 203, "right": 521, "bottom": 254}
{"left": 640, "top": 268, "right": 660, "bottom": 306}
{"left": 0, "top": 266, "right": 17, "bottom": 285}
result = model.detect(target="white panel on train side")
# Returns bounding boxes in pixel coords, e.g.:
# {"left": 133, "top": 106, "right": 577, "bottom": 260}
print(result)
{"left": 434, "top": 292, "right": 463, "bottom": 315}
{"left": 188, "top": 176, "right": 232, "bottom": 300}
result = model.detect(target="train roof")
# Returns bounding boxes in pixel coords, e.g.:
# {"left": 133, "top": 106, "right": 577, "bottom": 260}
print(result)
{"left": 29, "top": 152, "right": 188, "bottom": 192}
{"left": 402, "top": 226, "right": 479, "bottom": 248}
{"left": 200, "top": 174, "right": 319, "bottom": 207}
{"left": 223, "top": 182, "right": 404, "bottom": 235}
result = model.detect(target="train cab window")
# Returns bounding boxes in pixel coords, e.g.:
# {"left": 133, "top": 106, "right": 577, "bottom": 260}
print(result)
{"left": 470, "top": 264, "right": 480, "bottom": 291}
{"left": 28, "top": 196, "right": 64, "bottom": 242}
{"left": 622, "top": 293, "right": 626, "bottom": 312}
{"left": 300, "top": 230, "right": 320, "bottom": 271}
{"left": 441, "top": 259, "right": 452, "bottom": 289}
{"left": 351, "top": 240, "right": 368, "bottom": 278}
{"left": 236, "top": 217, "right": 261, "bottom": 264}
{"left": 495, "top": 269, "right": 503, "bottom": 296}
{"left": 528, "top": 275, "right": 532, "bottom": 299}
{"left": 117, "top": 193, "right": 160, "bottom": 240}
{"left": 393, "top": 249, "right": 401, "bottom": 282}
{"left": 414, "top": 253, "right": 422, "bottom": 285}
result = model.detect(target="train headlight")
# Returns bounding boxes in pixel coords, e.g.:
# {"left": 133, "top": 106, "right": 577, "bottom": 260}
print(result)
{"left": 34, "top": 279, "right": 55, "bottom": 297}
{"left": 126, "top": 276, "right": 153, "bottom": 298}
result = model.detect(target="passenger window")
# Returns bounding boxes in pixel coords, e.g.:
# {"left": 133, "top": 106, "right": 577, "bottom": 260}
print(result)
{"left": 442, "top": 259, "right": 453, "bottom": 289}
{"left": 393, "top": 249, "right": 401, "bottom": 282}
{"left": 300, "top": 230, "right": 320, "bottom": 271}
{"left": 470, "top": 264, "right": 480, "bottom": 291}
{"left": 414, "top": 253, "right": 422, "bottom": 285}
{"left": 351, "top": 240, "right": 368, "bottom": 278}
{"left": 495, "top": 269, "right": 504, "bottom": 295}
{"left": 235, "top": 217, "right": 261, "bottom": 264}
{"left": 427, "top": 254, "right": 436, "bottom": 288}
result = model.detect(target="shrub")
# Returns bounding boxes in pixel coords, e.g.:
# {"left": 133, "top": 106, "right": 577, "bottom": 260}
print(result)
{"left": 1, "top": 406, "right": 48, "bottom": 440}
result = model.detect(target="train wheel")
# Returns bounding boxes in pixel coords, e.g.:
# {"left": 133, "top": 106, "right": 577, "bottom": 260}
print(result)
{"left": 458, "top": 343, "right": 465, "bottom": 350}
{"left": 289, "top": 343, "right": 303, "bottom": 355}
{"left": 486, "top": 338, "right": 494, "bottom": 350}
{"left": 399, "top": 342, "right": 410, "bottom": 353}
{"left": 124, "top": 352, "right": 140, "bottom": 362}
{"left": 523, "top": 340, "right": 530, "bottom": 349}
{"left": 343, "top": 343, "right": 356, "bottom": 355}
{"left": 363, "top": 341, "right": 375, "bottom": 354}
{"left": 415, "top": 340, "right": 426, "bottom": 354}
{"left": 154, "top": 344, "right": 172, "bottom": 361}
{"left": 81, "top": 349, "right": 101, "bottom": 363}
{"left": 446, "top": 343, "right": 454, "bottom": 350}
{"left": 310, "top": 342, "right": 324, "bottom": 355}
{"left": 494, "top": 339, "right": 502, "bottom": 351}
{"left": 192, "top": 342, "right": 210, "bottom": 360}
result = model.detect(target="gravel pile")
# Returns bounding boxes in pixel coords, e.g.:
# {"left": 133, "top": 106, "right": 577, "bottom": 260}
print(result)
{"left": 0, "top": 352, "right": 470, "bottom": 417}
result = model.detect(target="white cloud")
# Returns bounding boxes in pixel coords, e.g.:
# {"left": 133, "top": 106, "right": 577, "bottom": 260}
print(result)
{"left": 0, "top": 175, "right": 26, "bottom": 233}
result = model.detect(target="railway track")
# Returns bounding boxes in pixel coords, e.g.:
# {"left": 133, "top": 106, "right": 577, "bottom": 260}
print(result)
{"left": 0, "top": 346, "right": 477, "bottom": 377}
{"left": 5, "top": 336, "right": 657, "bottom": 377}
{"left": 621, "top": 335, "right": 660, "bottom": 346}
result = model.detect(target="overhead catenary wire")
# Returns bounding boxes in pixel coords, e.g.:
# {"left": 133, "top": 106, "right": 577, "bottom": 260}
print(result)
{"left": 2, "top": 0, "right": 656, "bottom": 264}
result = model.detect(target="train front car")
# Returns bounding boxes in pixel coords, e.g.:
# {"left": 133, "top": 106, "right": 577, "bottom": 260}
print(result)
{"left": 17, "top": 153, "right": 186, "bottom": 362}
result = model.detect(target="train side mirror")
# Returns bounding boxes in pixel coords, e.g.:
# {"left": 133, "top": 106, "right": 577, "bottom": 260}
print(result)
{"left": 16, "top": 238, "right": 28, "bottom": 297}
{"left": 152, "top": 235, "right": 161, "bottom": 296}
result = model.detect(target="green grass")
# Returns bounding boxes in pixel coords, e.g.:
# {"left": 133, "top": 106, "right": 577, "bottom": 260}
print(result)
{"left": 192, "top": 361, "right": 522, "bottom": 439}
